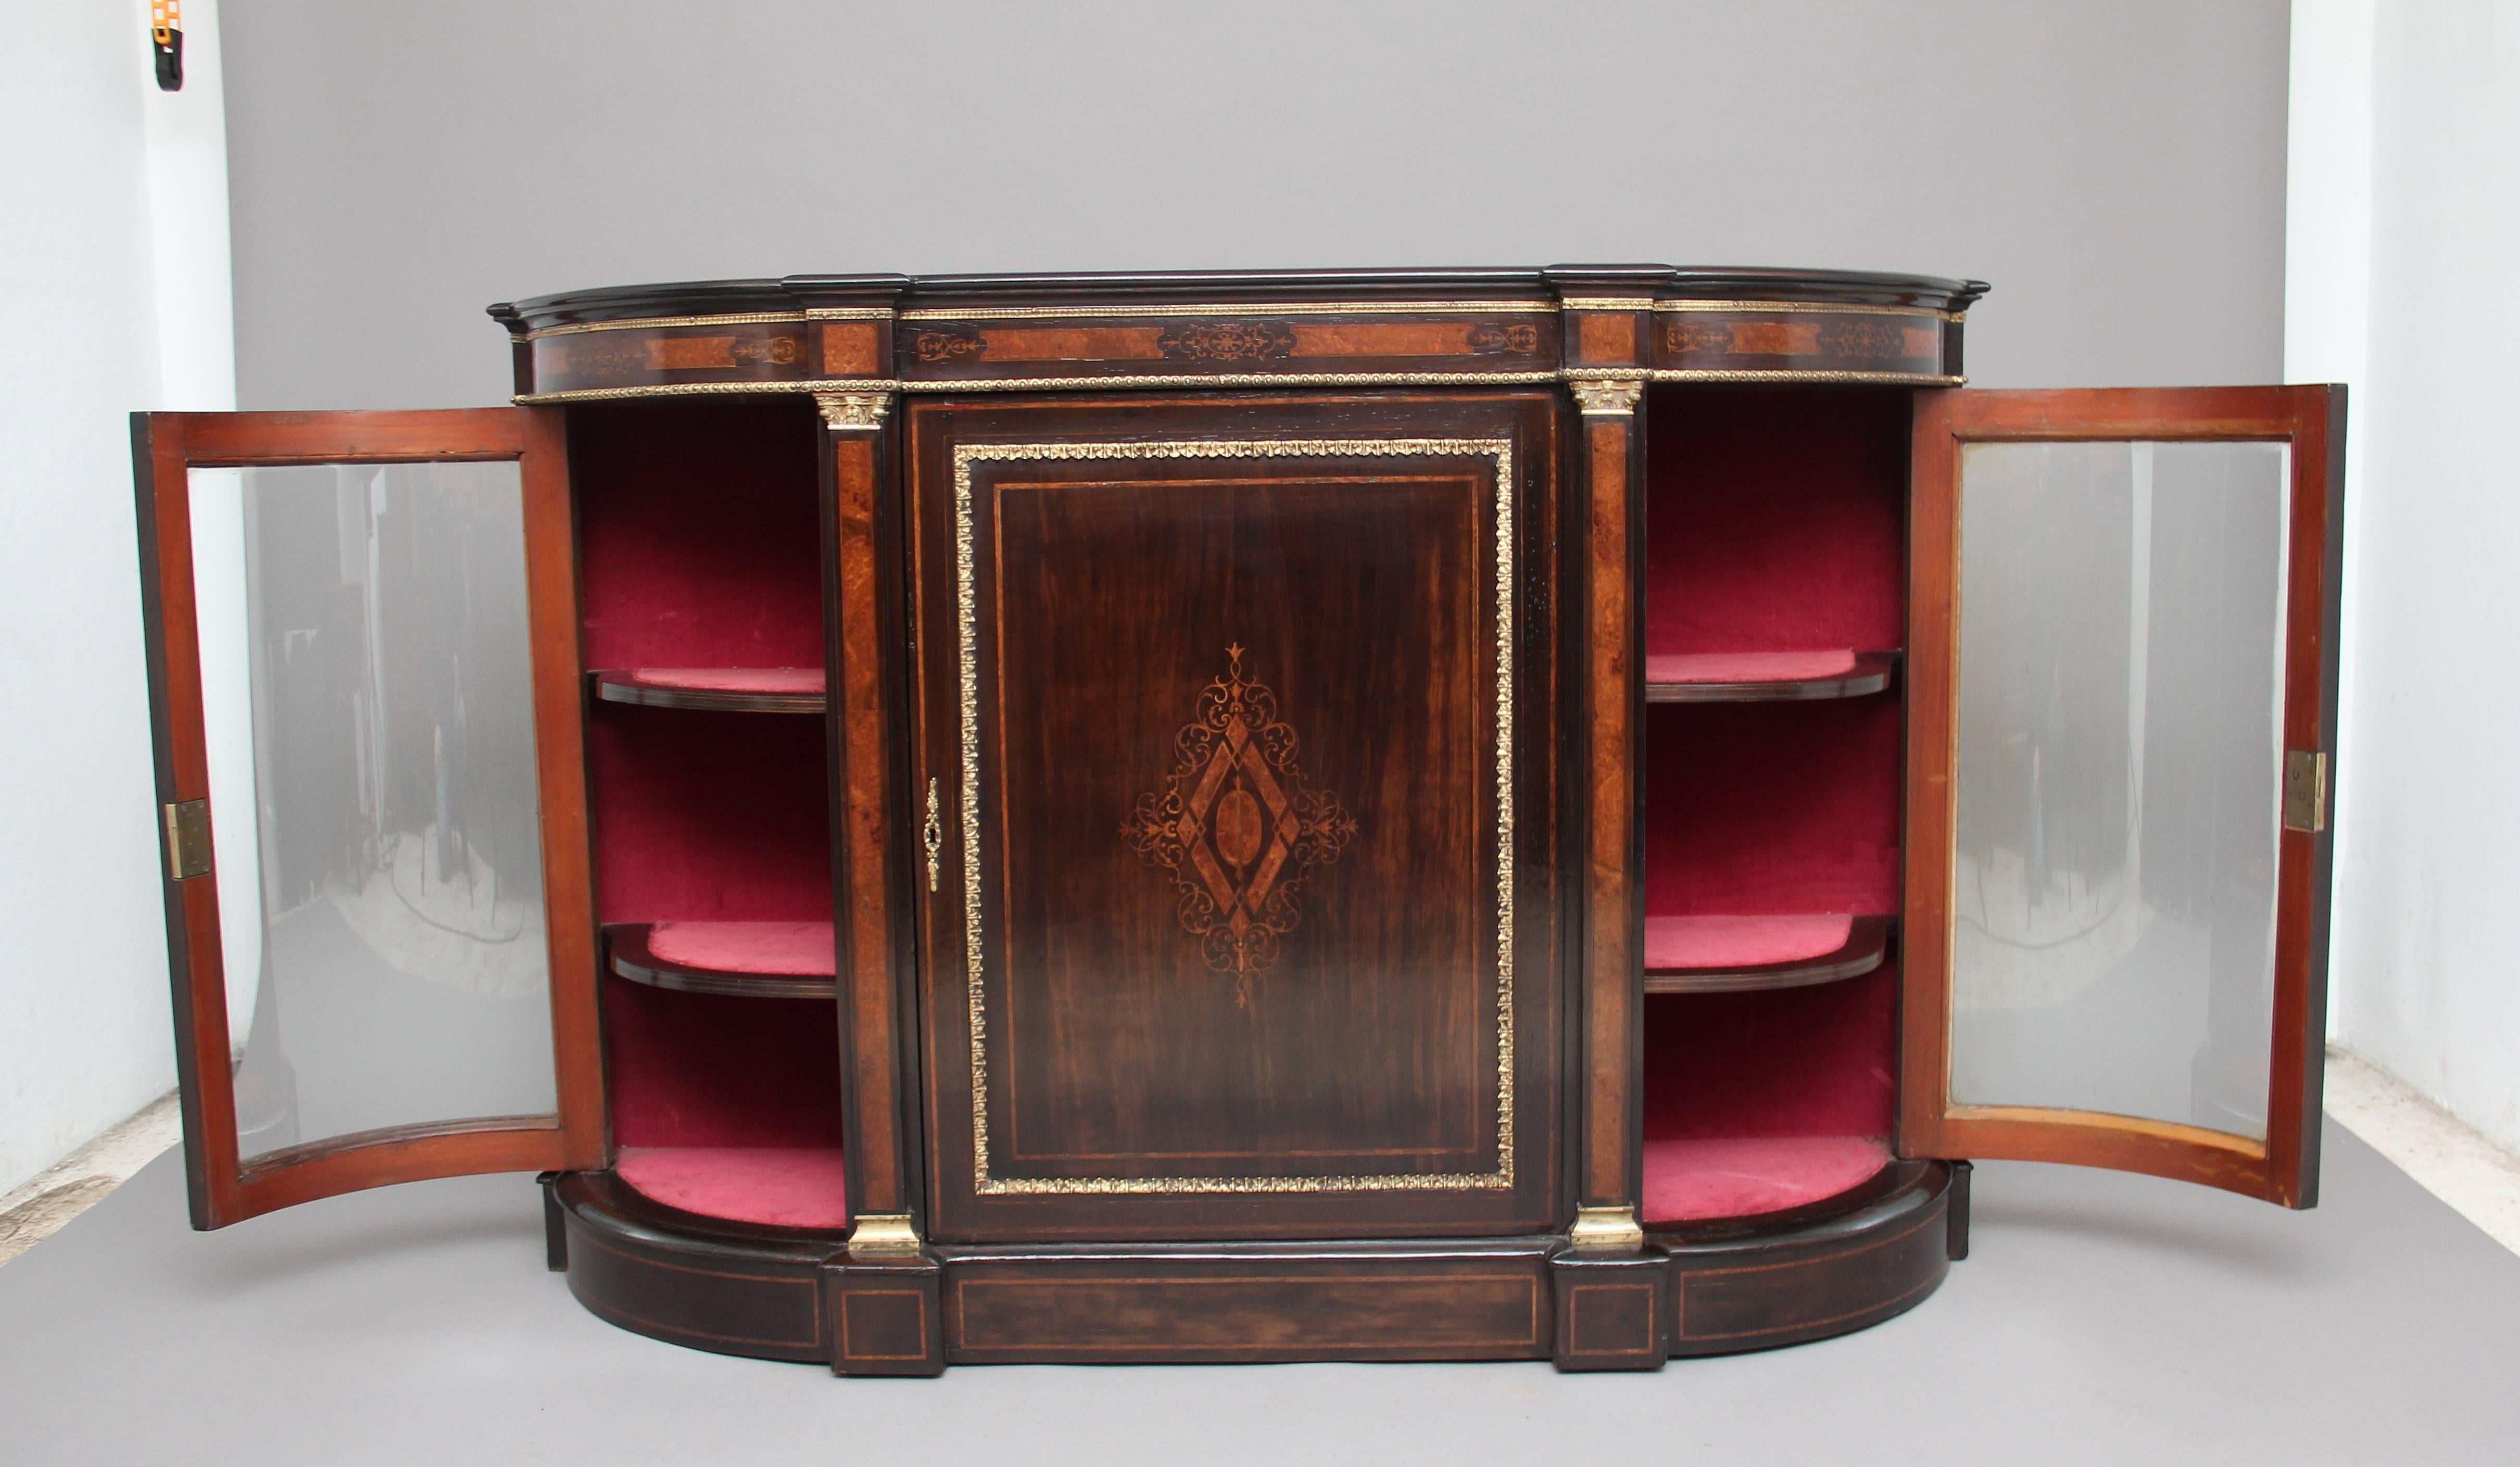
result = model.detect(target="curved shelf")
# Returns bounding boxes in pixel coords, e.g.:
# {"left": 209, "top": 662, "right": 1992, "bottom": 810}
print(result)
{"left": 591, "top": 668, "right": 827, "bottom": 714}
{"left": 615, "top": 1146, "right": 851, "bottom": 1230}
{"left": 606, "top": 921, "right": 837, "bottom": 1000}
{"left": 1643, "top": 914, "right": 1892, "bottom": 994}
{"left": 1645, "top": 650, "right": 1897, "bottom": 704}
{"left": 1642, "top": 1134, "right": 1893, "bottom": 1224}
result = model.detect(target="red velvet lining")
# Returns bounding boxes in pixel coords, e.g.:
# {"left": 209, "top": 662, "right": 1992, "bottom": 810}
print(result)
{"left": 572, "top": 398, "right": 826, "bottom": 670}
{"left": 603, "top": 975, "right": 844, "bottom": 1149}
{"left": 1636, "top": 698, "right": 1899, "bottom": 1220}
{"left": 603, "top": 934, "right": 846, "bottom": 1227}
{"left": 1645, "top": 913, "right": 1851, "bottom": 970}
{"left": 1639, "top": 968, "right": 1898, "bottom": 1223}
{"left": 575, "top": 401, "right": 846, "bottom": 1230}
{"left": 616, "top": 1147, "right": 849, "bottom": 1229}
{"left": 619, "top": 667, "right": 825, "bottom": 695}
{"left": 1645, "top": 649, "right": 1856, "bottom": 684}
{"left": 1631, "top": 390, "right": 1908, "bottom": 1221}
{"left": 586, "top": 703, "right": 833, "bottom": 924}
{"left": 1645, "top": 698, "right": 1901, "bottom": 917}
{"left": 647, "top": 920, "right": 837, "bottom": 976}
{"left": 1642, "top": 1136, "right": 1890, "bottom": 1222}
{"left": 1644, "top": 386, "right": 1908, "bottom": 657}
{"left": 1643, "top": 968, "right": 1896, "bottom": 1140}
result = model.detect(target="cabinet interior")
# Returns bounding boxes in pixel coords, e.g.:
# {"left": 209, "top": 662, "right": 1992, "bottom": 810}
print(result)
{"left": 573, "top": 399, "right": 846, "bottom": 1228}
{"left": 1640, "top": 386, "right": 1908, "bottom": 1224}
{"left": 562, "top": 387, "right": 1919, "bottom": 1231}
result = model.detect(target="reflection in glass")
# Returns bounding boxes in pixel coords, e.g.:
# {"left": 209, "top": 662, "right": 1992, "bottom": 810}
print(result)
{"left": 188, "top": 462, "right": 555, "bottom": 1163}
{"left": 1949, "top": 441, "right": 2288, "bottom": 1139}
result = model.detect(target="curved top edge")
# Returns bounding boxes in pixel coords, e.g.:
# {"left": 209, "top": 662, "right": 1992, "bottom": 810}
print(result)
{"left": 492, "top": 265, "right": 1988, "bottom": 333}
{"left": 1660, "top": 267, "right": 1991, "bottom": 311}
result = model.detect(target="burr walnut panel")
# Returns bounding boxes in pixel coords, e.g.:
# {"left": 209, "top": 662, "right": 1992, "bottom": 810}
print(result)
{"left": 821, "top": 321, "right": 884, "bottom": 376}
{"left": 529, "top": 319, "right": 825, "bottom": 396}
{"left": 1573, "top": 311, "right": 1643, "bottom": 367}
{"left": 1652, "top": 306, "right": 1955, "bottom": 380}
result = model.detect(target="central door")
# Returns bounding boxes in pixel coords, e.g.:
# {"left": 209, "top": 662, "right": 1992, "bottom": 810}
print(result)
{"left": 906, "top": 393, "right": 1562, "bottom": 1242}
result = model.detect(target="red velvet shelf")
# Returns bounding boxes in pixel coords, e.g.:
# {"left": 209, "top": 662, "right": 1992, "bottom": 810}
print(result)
{"left": 615, "top": 1146, "right": 850, "bottom": 1230}
{"left": 1644, "top": 650, "right": 1896, "bottom": 703}
{"left": 1643, "top": 914, "right": 1892, "bottom": 994}
{"left": 1641, "top": 1135, "right": 1892, "bottom": 1223}
{"left": 605, "top": 921, "right": 838, "bottom": 1000}
{"left": 591, "top": 668, "right": 827, "bottom": 714}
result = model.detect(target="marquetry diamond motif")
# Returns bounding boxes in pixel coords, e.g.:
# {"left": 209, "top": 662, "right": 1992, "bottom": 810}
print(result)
{"left": 1124, "top": 645, "right": 1358, "bottom": 1002}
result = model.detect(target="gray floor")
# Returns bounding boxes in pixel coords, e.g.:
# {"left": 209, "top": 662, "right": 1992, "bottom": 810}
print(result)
{"left": 3, "top": 1120, "right": 2517, "bottom": 1465}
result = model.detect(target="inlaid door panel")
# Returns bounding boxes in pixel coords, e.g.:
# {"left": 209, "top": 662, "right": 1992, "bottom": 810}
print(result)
{"left": 906, "top": 393, "right": 1563, "bottom": 1240}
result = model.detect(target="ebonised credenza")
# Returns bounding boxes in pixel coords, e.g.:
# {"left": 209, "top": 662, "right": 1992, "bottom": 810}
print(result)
{"left": 131, "top": 266, "right": 2342, "bottom": 1373}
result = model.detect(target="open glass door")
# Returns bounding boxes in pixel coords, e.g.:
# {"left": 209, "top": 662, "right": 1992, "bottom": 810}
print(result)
{"left": 1901, "top": 387, "right": 2343, "bottom": 1206}
{"left": 133, "top": 409, "right": 603, "bottom": 1228}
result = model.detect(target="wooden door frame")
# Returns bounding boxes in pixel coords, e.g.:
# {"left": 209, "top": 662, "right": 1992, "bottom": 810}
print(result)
{"left": 133, "top": 408, "right": 605, "bottom": 1228}
{"left": 1900, "top": 385, "right": 2345, "bottom": 1206}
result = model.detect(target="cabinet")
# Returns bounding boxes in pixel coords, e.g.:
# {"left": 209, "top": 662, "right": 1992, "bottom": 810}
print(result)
{"left": 131, "top": 266, "right": 2342, "bottom": 1374}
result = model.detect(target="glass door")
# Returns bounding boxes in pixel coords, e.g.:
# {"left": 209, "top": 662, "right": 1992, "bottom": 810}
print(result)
{"left": 134, "top": 408, "right": 603, "bottom": 1227}
{"left": 1901, "top": 387, "right": 2343, "bottom": 1206}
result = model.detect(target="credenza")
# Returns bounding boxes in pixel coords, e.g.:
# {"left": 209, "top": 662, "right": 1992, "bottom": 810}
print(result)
{"left": 131, "top": 265, "right": 2342, "bottom": 1372}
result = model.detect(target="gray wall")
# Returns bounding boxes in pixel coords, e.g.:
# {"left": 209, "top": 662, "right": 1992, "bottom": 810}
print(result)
{"left": 219, "top": 1, "right": 2289, "bottom": 408}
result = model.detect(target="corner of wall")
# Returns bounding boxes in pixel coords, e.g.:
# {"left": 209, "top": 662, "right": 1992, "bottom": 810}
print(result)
{"left": 2299, "top": 0, "right": 2520, "bottom": 1157}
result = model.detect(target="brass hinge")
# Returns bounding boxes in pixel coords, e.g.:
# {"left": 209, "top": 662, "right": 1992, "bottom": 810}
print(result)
{"left": 2283, "top": 750, "right": 2328, "bottom": 833}
{"left": 163, "top": 799, "right": 211, "bottom": 879}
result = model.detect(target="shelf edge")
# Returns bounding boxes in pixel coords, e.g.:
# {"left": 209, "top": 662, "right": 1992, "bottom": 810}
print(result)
{"left": 605, "top": 922, "right": 839, "bottom": 1000}
{"left": 1643, "top": 915, "right": 1894, "bottom": 995}
{"left": 1645, "top": 651, "right": 1899, "bottom": 704}
{"left": 590, "top": 671, "right": 828, "bottom": 715}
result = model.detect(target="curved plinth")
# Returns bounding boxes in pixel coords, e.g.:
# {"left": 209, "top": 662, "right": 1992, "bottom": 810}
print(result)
{"left": 1655, "top": 1159, "right": 1954, "bottom": 1356}
{"left": 547, "top": 1171, "right": 841, "bottom": 1362}
{"left": 547, "top": 1161, "right": 1956, "bottom": 1371}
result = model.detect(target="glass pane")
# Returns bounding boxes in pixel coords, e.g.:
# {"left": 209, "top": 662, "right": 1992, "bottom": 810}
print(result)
{"left": 1949, "top": 441, "right": 2288, "bottom": 1139}
{"left": 188, "top": 460, "right": 555, "bottom": 1163}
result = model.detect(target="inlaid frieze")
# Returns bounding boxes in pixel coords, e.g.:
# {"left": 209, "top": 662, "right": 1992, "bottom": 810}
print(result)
{"left": 1652, "top": 304, "right": 1954, "bottom": 381}
{"left": 893, "top": 302, "right": 1564, "bottom": 383}
{"left": 501, "top": 269, "right": 1986, "bottom": 399}
{"left": 526, "top": 319, "right": 821, "bottom": 395}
